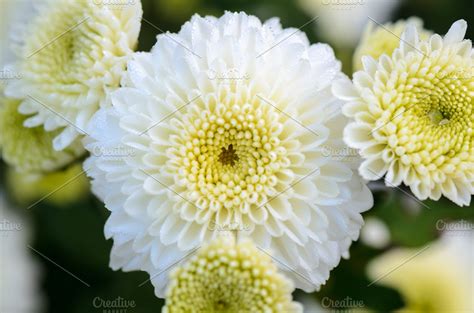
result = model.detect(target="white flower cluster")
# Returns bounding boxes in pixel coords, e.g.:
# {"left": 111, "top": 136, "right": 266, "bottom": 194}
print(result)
{"left": 0, "top": 0, "right": 472, "bottom": 311}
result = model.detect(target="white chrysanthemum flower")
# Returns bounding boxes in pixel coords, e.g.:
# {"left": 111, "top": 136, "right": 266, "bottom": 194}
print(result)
{"left": 298, "top": 0, "right": 399, "bottom": 48}
{"left": 163, "top": 236, "right": 302, "bottom": 313}
{"left": 353, "top": 17, "right": 432, "bottom": 72}
{"left": 0, "top": 97, "right": 83, "bottom": 172}
{"left": 0, "top": 196, "right": 42, "bottom": 313}
{"left": 4, "top": 0, "right": 143, "bottom": 150}
{"left": 334, "top": 20, "right": 474, "bottom": 206}
{"left": 84, "top": 12, "right": 373, "bottom": 296}
{"left": 367, "top": 222, "right": 474, "bottom": 312}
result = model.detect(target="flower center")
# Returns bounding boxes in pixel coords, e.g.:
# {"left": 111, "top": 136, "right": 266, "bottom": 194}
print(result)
{"left": 218, "top": 144, "right": 239, "bottom": 166}
{"left": 163, "top": 95, "right": 295, "bottom": 213}
{"left": 22, "top": 2, "right": 112, "bottom": 87}
{"left": 427, "top": 108, "right": 449, "bottom": 125}
{"left": 379, "top": 59, "right": 473, "bottom": 172}
{"left": 214, "top": 300, "right": 229, "bottom": 310}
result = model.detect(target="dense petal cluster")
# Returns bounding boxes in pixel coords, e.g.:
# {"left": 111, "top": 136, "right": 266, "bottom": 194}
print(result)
{"left": 335, "top": 20, "right": 474, "bottom": 206}
{"left": 0, "top": 97, "right": 83, "bottom": 172}
{"left": 5, "top": 0, "right": 142, "bottom": 150}
{"left": 353, "top": 17, "right": 432, "bottom": 71}
{"left": 368, "top": 223, "right": 473, "bottom": 312}
{"left": 163, "top": 237, "right": 302, "bottom": 313}
{"left": 85, "top": 12, "right": 373, "bottom": 296}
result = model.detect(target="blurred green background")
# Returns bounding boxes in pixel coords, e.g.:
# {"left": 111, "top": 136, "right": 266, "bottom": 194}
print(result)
{"left": 1, "top": 0, "right": 473, "bottom": 312}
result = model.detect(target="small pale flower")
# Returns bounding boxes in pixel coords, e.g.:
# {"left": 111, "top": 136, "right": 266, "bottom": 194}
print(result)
{"left": 353, "top": 17, "right": 432, "bottom": 72}
{"left": 334, "top": 20, "right": 474, "bottom": 206}
{"left": 0, "top": 196, "right": 42, "bottom": 313}
{"left": 360, "top": 217, "right": 390, "bottom": 249}
{"left": 0, "top": 98, "right": 83, "bottom": 172}
{"left": 367, "top": 223, "right": 474, "bottom": 312}
{"left": 85, "top": 12, "right": 373, "bottom": 296}
{"left": 163, "top": 236, "right": 302, "bottom": 313}
{"left": 5, "top": 0, "right": 143, "bottom": 150}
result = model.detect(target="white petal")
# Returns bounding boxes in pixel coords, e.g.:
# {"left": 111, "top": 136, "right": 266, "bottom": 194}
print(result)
{"left": 443, "top": 20, "right": 467, "bottom": 44}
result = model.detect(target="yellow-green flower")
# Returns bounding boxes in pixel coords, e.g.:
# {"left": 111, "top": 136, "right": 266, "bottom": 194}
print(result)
{"left": 163, "top": 237, "right": 302, "bottom": 313}
{"left": 7, "top": 163, "right": 89, "bottom": 205}
{"left": 5, "top": 0, "right": 142, "bottom": 150}
{"left": 334, "top": 20, "right": 474, "bottom": 206}
{"left": 353, "top": 17, "right": 432, "bottom": 72}
{"left": 0, "top": 97, "right": 83, "bottom": 173}
{"left": 367, "top": 225, "right": 473, "bottom": 312}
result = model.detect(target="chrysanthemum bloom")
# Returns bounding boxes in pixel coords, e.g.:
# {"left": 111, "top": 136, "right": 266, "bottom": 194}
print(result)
{"left": 367, "top": 223, "right": 473, "bottom": 312}
{"left": 163, "top": 237, "right": 302, "bottom": 313}
{"left": 84, "top": 12, "right": 373, "bottom": 295}
{"left": 353, "top": 17, "right": 432, "bottom": 72}
{"left": 5, "top": 0, "right": 142, "bottom": 150}
{"left": 7, "top": 164, "right": 89, "bottom": 205}
{"left": 334, "top": 20, "right": 474, "bottom": 206}
{"left": 0, "top": 98, "right": 83, "bottom": 172}
{"left": 0, "top": 196, "right": 42, "bottom": 313}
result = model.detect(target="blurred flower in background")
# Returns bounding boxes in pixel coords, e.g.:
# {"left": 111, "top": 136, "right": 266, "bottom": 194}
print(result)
{"left": 367, "top": 222, "right": 474, "bottom": 312}
{"left": 0, "top": 97, "right": 84, "bottom": 173}
{"left": 4, "top": 0, "right": 143, "bottom": 151}
{"left": 352, "top": 17, "right": 432, "bottom": 71}
{"left": 0, "top": 196, "right": 42, "bottom": 313}
{"left": 360, "top": 216, "right": 391, "bottom": 249}
{"left": 298, "top": 0, "right": 400, "bottom": 49}
{"left": 6, "top": 163, "right": 89, "bottom": 206}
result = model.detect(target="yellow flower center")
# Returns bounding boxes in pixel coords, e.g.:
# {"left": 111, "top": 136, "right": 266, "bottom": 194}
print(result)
{"left": 218, "top": 144, "right": 239, "bottom": 166}
{"left": 165, "top": 93, "right": 298, "bottom": 213}
{"left": 24, "top": 2, "right": 93, "bottom": 84}
{"left": 379, "top": 54, "right": 473, "bottom": 172}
